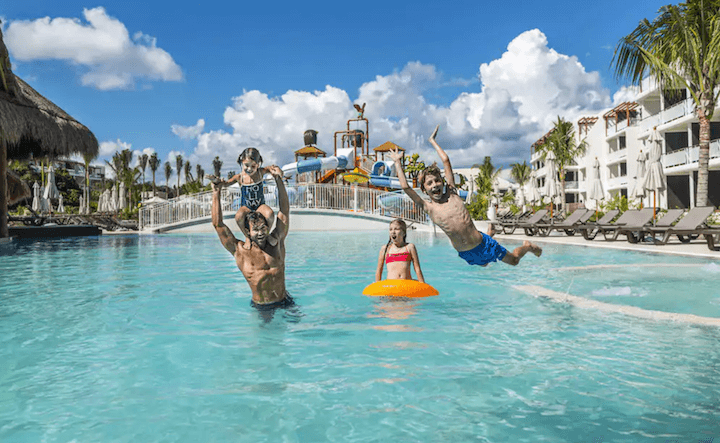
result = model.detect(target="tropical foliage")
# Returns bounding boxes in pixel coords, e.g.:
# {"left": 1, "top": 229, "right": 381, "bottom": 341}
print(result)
{"left": 534, "top": 117, "right": 587, "bottom": 212}
{"left": 612, "top": 0, "right": 720, "bottom": 206}
{"left": 472, "top": 156, "right": 501, "bottom": 199}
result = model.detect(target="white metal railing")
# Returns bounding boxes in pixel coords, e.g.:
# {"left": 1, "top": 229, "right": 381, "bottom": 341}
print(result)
{"left": 565, "top": 181, "right": 579, "bottom": 190}
{"left": 139, "top": 183, "right": 431, "bottom": 231}
{"left": 639, "top": 98, "right": 695, "bottom": 133}
{"left": 661, "top": 138, "right": 720, "bottom": 168}
{"left": 640, "top": 113, "right": 661, "bottom": 133}
{"left": 607, "top": 177, "right": 629, "bottom": 189}
{"left": 607, "top": 148, "right": 627, "bottom": 165}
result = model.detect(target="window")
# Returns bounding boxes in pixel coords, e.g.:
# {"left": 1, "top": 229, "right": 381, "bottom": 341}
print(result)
{"left": 619, "top": 136, "right": 626, "bottom": 149}
{"left": 620, "top": 162, "right": 627, "bottom": 177}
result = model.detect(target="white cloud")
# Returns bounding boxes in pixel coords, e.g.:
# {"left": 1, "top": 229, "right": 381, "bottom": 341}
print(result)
{"left": 171, "top": 119, "right": 205, "bottom": 140}
{"left": 177, "top": 29, "right": 612, "bottom": 170}
{"left": 99, "top": 139, "right": 132, "bottom": 158}
{"left": 4, "top": 7, "right": 183, "bottom": 90}
{"left": 612, "top": 85, "right": 641, "bottom": 105}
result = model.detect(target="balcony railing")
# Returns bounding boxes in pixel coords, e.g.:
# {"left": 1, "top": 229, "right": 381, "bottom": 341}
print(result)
{"left": 662, "top": 139, "right": 720, "bottom": 168}
{"left": 639, "top": 98, "right": 694, "bottom": 133}
{"left": 607, "top": 148, "right": 628, "bottom": 165}
{"left": 607, "top": 177, "right": 629, "bottom": 189}
{"left": 139, "top": 183, "right": 431, "bottom": 231}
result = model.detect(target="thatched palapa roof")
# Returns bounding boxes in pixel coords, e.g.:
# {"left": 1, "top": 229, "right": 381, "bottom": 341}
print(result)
{"left": 0, "top": 26, "right": 99, "bottom": 159}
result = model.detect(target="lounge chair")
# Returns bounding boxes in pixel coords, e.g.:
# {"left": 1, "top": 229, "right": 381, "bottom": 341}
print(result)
{"left": 624, "top": 208, "right": 685, "bottom": 243}
{"left": 516, "top": 210, "right": 551, "bottom": 236}
{"left": 532, "top": 208, "right": 592, "bottom": 237}
{"left": 641, "top": 206, "right": 716, "bottom": 245}
{"left": 608, "top": 208, "right": 656, "bottom": 242}
{"left": 496, "top": 210, "right": 535, "bottom": 234}
{"left": 576, "top": 209, "right": 620, "bottom": 240}
{"left": 703, "top": 227, "right": 720, "bottom": 251}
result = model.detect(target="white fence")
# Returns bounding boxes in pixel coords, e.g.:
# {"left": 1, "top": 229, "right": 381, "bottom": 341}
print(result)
{"left": 139, "top": 183, "right": 431, "bottom": 231}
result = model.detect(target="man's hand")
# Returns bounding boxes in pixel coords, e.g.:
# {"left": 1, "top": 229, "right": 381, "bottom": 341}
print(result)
{"left": 268, "top": 165, "right": 283, "bottom": 177}
{"left": 429, "top": 124, "right": 440, "bottom": 143}
{"left": 211, "top": 180, "right": 221, "bottom": 192}
{"left": 388, "top": 148, "right": 404, "bottom": 165}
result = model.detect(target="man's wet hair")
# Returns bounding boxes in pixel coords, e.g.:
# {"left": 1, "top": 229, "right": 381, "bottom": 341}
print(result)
{"left": 237, "top": 147, "right": 263, "bottom": 166}
{"left": 244, "top": 211, "right": 268, "bottom": 230}
{"left": 418, "top": 163, "right": 443, "bottom": 193}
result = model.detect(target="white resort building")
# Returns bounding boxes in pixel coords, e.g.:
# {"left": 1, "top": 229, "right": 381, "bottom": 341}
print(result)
{"left": 532, "top": 77, "right": 720, "bottom": 210}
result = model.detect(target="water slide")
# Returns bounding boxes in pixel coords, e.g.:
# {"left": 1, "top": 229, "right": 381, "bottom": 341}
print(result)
{"left": 369, "top": 160, "right": 471, "bottom": 202}
{"left": 281, "top": 147, "right": 356, "bottom": 178}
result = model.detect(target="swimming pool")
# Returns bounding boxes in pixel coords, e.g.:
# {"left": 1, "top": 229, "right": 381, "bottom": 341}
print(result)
{"left": 1, "top": 232, "right": 719, "bottom": 442}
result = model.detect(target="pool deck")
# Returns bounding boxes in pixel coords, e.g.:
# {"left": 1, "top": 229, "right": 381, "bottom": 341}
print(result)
{"left": 473, "top": 221, "right": 720, "bottom": 260}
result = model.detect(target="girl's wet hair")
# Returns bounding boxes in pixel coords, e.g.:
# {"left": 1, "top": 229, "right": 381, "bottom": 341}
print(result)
{"left": 237, "top": 147, "right": 263, "bottom": 166}
{"left": 418, "top": 163, "right": 443, "bottom": 193}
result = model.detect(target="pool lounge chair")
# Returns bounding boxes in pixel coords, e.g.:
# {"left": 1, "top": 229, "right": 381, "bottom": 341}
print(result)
{"left": 624, "top": 208, "right": 685, "bottom": 243}
{"left": 576, "top": 209, "right": 620, "bottom": 240}
{"left": 516, "top": 210, "right": 551, "bottom": 236}
{"left": 496, "top": 210, "right": 535, "bottom": 234}
{"left": 641, "top": 206, "right": 716, "bottom": 245}
{"left": 703, "top": 227, "right": 720, "bottom": 251}
{"left": 609, "top": 208, "right": 656, "bottom": 242}
{"left": 532, "top": 208, "right": 592, "bottom": 237}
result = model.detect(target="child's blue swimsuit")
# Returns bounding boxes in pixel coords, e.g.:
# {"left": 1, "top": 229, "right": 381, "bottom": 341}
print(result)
{"left": 457, "top": 232, "right": 508, "bottom": 266}
{"left": 241, "top": 180, "right": 265, "bottom": 211}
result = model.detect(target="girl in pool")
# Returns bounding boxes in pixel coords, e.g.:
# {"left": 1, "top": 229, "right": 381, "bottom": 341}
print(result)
{"left": 375, "top": 219, "right": 425, "bottom": 283}
{"left": 212, "top": 148, "right": 276, "bottom": 248}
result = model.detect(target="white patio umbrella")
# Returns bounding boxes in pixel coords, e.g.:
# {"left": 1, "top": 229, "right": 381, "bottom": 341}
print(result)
{"left": 110, "top": 186, "right": 119, "bottom": 212}
{"left": 528, "top": 171, "right": 541, "bottom": 208}
{"left": 543, "top": 151, "right": 559, "bottom": 218}
{"left": 118, "top": 182, "right": 127, "bottom": 211}
{"left": 57, "top": 194, "right": 65, "bottom": 213}
{"left": 43, "top": 165, "right": 60, "bottom": 201}
{"left": 643, "top": 128, "right": 666, "bottom": 221}
{"left": 587, "top": 157, "right": 604, "bottom": 217}
{"left": 31, "top": 181, "right": 41, "bottom": 212}
{"left": 633, "top": 149, "right": 647, "bottom": 207}
{"left": 516, "top": 184, "right": 526, "bottom": 210}
{"left": 79, "top": 195, "right": 85, "bottom": 214}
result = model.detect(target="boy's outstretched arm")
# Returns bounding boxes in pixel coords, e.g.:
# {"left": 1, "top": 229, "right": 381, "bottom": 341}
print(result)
{"left": 428, "top": 124, "right": 456, "bottom": 189}
{"left": 388, "top": 149, "right": 426, "bottom": 207}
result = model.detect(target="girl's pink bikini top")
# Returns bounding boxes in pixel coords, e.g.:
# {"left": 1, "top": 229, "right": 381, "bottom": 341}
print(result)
{"left": 386, "top": 247, "right": 411, "bottom": 264}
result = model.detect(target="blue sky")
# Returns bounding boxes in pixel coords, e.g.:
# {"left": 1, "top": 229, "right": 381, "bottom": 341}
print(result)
{"left": 2, "top": 0, "right": 669, "bottom": 181}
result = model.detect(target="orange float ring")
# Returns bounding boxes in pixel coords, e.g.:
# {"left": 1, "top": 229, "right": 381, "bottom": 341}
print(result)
{"left": 362, "top": 279, "right": 439, "bottom": 298}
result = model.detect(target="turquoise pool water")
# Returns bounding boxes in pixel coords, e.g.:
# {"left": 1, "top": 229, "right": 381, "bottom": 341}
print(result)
{"left": 1, "top": 232, "right": 719, "bottom": 442}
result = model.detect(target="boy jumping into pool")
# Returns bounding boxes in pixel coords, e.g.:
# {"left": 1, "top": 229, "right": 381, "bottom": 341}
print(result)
{"left": 211, "top": 164, "right": 294, "bottom": 318}
{"left": 388, "top": 125, "right": 542, "bottom": 267}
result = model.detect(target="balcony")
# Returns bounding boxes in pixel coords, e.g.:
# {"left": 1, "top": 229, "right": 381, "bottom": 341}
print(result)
{"left": 662, "top": 138, "right": 720, "bottom": 168}
{"left": 606, "top": 149, "right": 628, "bottom": 165}
{"left": 607, "top": 177, "right": 629, "bottom": 189}
{"left": 565, "top": 181, "right": 579, "bottom": 190}
{"left": 606, "top": 117, "right": 640, "bottom": 136}
{"left": 639, "top": 98, "right": 694, "bottom": 133}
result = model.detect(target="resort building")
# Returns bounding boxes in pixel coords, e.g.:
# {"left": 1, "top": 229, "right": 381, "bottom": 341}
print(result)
{"left": 531, "top": 77, "right": 720, "bottom": 210}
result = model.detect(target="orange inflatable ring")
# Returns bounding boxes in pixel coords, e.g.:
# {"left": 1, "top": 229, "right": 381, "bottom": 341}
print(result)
{"left": 362, "top": 279, "right": 439, "bottom": 298}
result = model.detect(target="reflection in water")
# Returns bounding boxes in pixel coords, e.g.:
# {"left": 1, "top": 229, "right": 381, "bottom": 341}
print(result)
{"left": 367, "top": 297, "right": 424, "bottom": 332}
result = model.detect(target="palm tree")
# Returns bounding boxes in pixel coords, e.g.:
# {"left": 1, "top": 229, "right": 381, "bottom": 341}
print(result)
{"left": 148, "top": 153, "right": 160, "bottom": 196}
{"left": 472, "top": 156, "right": 501, "bottom": 198}
{"left": 196, "top": 164, "right": 204, "bottom": 185}
{"left": 175, "top": 154, "right": 183, "bottom": 196}
{"left": 612, "top": 0, "right": 720, "bottom": 206}
{"left": 535, "top": 117, "right": 587, "bottom": 213}
{"left": 138, "top": 153, "right": 148, "bottom": 194}
{"left": 404, "top": 153, "right": 425, "bottom": 187}
{"left": 164, "top": 161, "right": 173, "bottom": 197}
{"left": 184, "top": 160, "right": 193, "bottom": 185}
{"left": 511, "top": 161, "right": 532, "bottom": 207}
{"left": 212, "top": 156, "right": 223, "bottom": 179}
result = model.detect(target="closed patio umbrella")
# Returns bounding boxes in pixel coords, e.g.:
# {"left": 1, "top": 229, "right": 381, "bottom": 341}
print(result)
{"left": 587, "top": 157, "right": 604, "bottom": 218}
{"left": 633, "top": 149, "right": 647, "bottom": 207}
{"left": 543, "top": 151, "right": 558, "bottom": 218}
{"left": 43, "top": 165, "right": 60, "bottom": 201}
{"left": 31, "top": 181, "right": 40, "bottom": 212}
{"left": 643, "top": 129, "right": 666, "bottom": 221}
{"left": 110, "top": 186, "right": 119, "bottom": 212}
{"left": 118, "top": 182, "right": 127, "bottom": 211}
{"left": 528, "top": 171, "right": 541, "bottom": 207}
{"left": 57, "top": 194, "right": 65, "bottom": 213}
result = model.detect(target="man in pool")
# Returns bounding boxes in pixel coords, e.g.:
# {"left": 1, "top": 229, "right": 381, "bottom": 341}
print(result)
{"left": 388, "top": 125, "right": 542, "bottom": 267}
{"left": 211, "top": 164, "right": 294, "bottom": 316}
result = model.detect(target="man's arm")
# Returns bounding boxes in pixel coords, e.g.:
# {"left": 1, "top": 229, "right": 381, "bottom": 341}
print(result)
{"left": 388, "top": 148, "right": 426, "bottom": 207}
{"left": 428, "top": 124, "right": 456, "bottom": 189}
{"left": 268, "top": 165, "right": 290, "bottom": 241}
{"left": 211, "top": 183, "right": 239, "bottom": 254}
